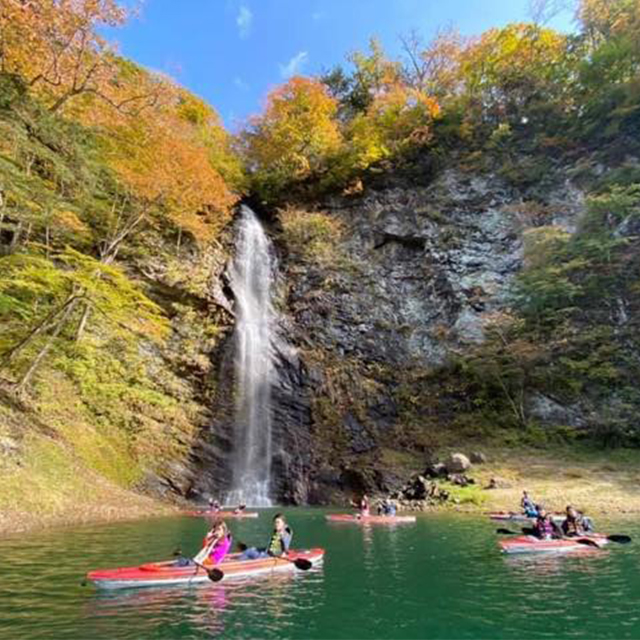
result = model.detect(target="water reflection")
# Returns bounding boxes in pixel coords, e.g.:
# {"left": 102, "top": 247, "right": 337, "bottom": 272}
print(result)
{"left": 1, "top": 511, "right": 640, "bottom": 639}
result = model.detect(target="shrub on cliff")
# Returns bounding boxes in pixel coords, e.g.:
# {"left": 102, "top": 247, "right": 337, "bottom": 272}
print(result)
{"left": 279, "top": 206, "right": 344, "bottom": 267}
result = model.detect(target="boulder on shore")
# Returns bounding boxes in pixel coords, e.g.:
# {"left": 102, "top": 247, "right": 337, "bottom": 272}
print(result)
{"left": 470, "top": 451, "right": 487, "bottom": 464}
{"left": 445, "top": 452, "right": 471, "bottom": 474}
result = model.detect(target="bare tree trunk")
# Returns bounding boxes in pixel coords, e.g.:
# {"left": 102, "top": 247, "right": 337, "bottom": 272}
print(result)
{"left": 8, "top": 219, "right": 23, "bottom": 254}
{"left": 0, "top": 293, "right": 80, "bottom": 366}
{"left": 15, "top": 300, "right": 77, "bottom": 395}
{"left": 74, "top": 302, "right": 91, "bottom": 343}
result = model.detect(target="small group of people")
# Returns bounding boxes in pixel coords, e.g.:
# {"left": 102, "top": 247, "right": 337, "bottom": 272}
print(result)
{"left": 206, "top": 498, "right": 247, "bottom": 515}
{"left": 350, "top": 494, "right": 397, "bottom": 518}
{"left": 191, "top": 512, "right": 293, "bottom": 568}
{"left": 521, "top": 491, "right": 595, "bottom": 540}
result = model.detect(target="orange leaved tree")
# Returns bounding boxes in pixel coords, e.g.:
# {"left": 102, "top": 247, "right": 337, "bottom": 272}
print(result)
{"left": 0, "top": 0, "right": 158, "bottom": 114}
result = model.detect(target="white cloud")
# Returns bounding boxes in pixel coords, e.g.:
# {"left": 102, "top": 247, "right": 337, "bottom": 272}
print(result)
{"left": 233, "top": 76, "right": 249, "bottom": 91}
{"left": 236, "top": 5, "right": 252, "bottom": 39}
{"left": 279, "top": 51, "right": 309, "bottom": 78}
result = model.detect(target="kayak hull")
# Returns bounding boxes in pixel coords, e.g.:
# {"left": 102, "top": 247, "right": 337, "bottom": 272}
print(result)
{"left": 325, "top": 514, "right": 416, "bottom": 524}
{"left": 184, "top": 510, "right": 259, "bottom": 519}
{"left": 489, "top": 512, "right": 563, "bottom": 523}
{"left": 499, "top": 535, "right": 609, "bottom": 554}
{"left": 87, "top": 548, "right": 324, "bottom": 589}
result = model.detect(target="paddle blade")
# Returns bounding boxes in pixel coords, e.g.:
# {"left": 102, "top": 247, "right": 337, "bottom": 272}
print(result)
{"left": 576, "top": 538, "right": 600, "bottom": 548}
{"left": 207, "top": 568, "right": 224, "bottom": 582}
{"left": 496, "top": 528, "right": 517, "bottom": 535}
{"left": 607, "top": 534, "right": 632, "bottom": 544}
{"left": 293, "top": 558, "right": 313, "bottom": 571}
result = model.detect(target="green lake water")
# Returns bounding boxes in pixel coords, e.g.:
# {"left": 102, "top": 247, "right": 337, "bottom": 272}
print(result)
{"left": 1, "top": 508, "right": 640, "bottom": 639}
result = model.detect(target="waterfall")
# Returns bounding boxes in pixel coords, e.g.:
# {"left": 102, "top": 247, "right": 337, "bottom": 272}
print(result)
{"left": 225, "top": 206, "right": 277, "bottom": 506}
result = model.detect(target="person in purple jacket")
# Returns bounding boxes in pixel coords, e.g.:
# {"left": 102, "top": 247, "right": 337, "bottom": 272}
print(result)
{"left": 533, "top": 508, "right": 562, "bottom": 540}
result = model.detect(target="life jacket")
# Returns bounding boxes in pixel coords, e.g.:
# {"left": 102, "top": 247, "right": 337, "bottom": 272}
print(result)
{"left": 562, "top": 516, "right": 582, "bottom": 536}
{"left": 205, "top": 534, "right": 232, "bottom": 565}
{"left": 535, "top": 517, "right": 555, "bottom": 538}
{"left": 267, "top": 526, "right": 292, "bottom": 556}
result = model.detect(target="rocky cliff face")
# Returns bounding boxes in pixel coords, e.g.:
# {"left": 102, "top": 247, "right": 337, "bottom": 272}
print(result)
{"left": 185, "top": 160, "right": 594, "bottom": 504}
{"left": 262, "top": 161, "right": 588, "bottom": 502}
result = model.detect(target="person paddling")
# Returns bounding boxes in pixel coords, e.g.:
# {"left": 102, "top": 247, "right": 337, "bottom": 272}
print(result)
{"left": 521, "top": 491, "right": 538, "bottom": 518}
{"left": 562, "top": 505, "right": 595, "bottom": 536}
{"left": 533, "top": 508, "right": 562, "bottom": 540}
{"left": 233, "top": 504, "right": 247, "bottom": 515}
{"left": 240, "top": 513, "right": 293, "bottom": 560}
{"left": 194, "top": 519, "right": 232, "bottom": 565}
{"left": 208, "top": 498, "right": 221, "bottom": 513}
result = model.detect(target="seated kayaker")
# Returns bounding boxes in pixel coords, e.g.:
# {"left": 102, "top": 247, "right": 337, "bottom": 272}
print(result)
{"left": 533, "top": 508, "right": 562, "bottom": 540}
{"left": 233, "top": 504, "right": 247, "bottom": 515}
{"left": 351, "top": 494, "right": 370, "bottom": 518}
{"left": 380, "top": 498, "right": 396, "bottom": 516}
{"left": 208, "top": 498, "right": 221, "bottom": 513}
{"left": 561, "top": 505, "right": 585, "bottom": 537}
{"left": 521, "top": 491, "right": 539, "bottom": 517}
{"left": 194, "top": 519, "right": 232, "bottom": 565}
{"left": 562, "top": 506, "right": 595, "bottom": 536}
{"left": 240, "top": 513, "right": 293, "bottom": 560}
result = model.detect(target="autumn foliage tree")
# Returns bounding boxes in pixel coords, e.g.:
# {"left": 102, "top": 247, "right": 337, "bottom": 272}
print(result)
{"left": 457, "top": 23, "right": 569, "bottom": 130}
{"left": 243, "top": 76, "right": 343, "bottom": 198}
{"left": 0, "top": 0, "right": 156, "bottom": 114}
{"left": 0, "top": 1, "right": 241, "bottom": 394}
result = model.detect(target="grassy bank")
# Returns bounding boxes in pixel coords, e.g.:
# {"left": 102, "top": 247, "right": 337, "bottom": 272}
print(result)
{"left": 0, "top": 378, "right": 179, "bottom": 537}
{"left": 451, "top": 446, "right": 640, "bottom": 516}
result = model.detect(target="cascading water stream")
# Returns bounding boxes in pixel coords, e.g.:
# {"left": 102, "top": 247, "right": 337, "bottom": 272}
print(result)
{"left": 225, "top": 206, "right": 277, "bottom": 506}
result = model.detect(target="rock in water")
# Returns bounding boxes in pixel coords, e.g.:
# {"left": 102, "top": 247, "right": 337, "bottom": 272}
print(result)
{"left": 445, "top": 453, "right": 471, "bottom": 473}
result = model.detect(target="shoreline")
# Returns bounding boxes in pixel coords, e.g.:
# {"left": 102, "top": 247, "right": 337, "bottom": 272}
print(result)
{"left": 2, "top": 445, "right": 640, "bottom": 537}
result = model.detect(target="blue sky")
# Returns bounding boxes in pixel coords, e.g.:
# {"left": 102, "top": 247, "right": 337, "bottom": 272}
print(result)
{"left": 109, "top": 1, "right": 574, "bottom": 130}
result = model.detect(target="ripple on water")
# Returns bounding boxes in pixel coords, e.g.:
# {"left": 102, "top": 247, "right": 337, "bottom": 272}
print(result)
{"left": 2, "top": 512, "right": 640, "bottom": 639}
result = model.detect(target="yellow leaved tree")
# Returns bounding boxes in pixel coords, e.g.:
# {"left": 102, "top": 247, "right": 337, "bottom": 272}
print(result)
{"left": 242, "top": 76, "right": 343, "bottom": 199}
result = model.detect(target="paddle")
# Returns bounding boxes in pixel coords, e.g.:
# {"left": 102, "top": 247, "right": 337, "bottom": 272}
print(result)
{"left": 495, "top": 527, "right": 536, "bottom": 536}
{"left": 193, "top": 560, "right": 224, "bottom": 582}
{"left": 236, "top": 542, "right": 313, "bottom": 571}
{"left": 178, "top": 545, "right": 224, "bottom": 583}
{"left": 606, "top": 534, "right": 632, "bottom": 544}
{"left": 575, "top": 538, "right": 601, "bottom": 548}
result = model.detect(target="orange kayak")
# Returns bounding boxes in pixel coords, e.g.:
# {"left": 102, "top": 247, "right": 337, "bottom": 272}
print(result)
{"left": 87, "top": 548, "right": 324, "bottom": 589}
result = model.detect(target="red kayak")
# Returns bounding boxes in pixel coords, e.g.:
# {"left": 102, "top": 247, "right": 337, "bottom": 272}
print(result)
{"left": 325, "top": 514, "right": 416, "bottom": 524}
{"left": 87, "top": 548, "right": 324, "bottom": 589}
{"left": 499, "top": 535, "right": 609, "bottom": 554}
{"left": 488, "top": 511, "right": 564, "bottom": 524}
{"left": 184, "top": 510, "right": 259, "bottom": 519}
